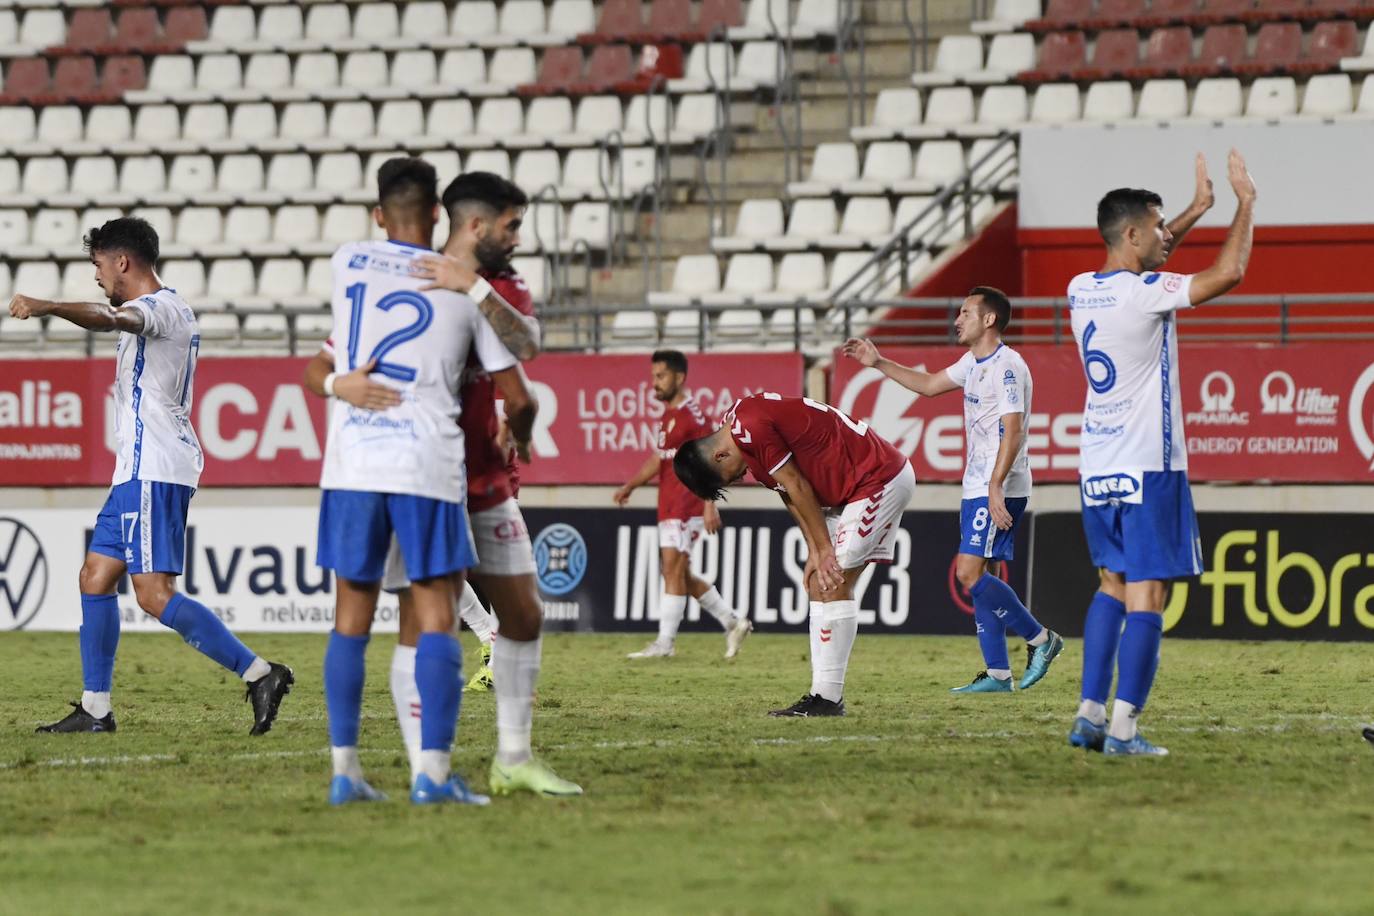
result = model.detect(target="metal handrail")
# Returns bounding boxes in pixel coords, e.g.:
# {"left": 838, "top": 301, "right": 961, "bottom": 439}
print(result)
{"left": 529, "top": 181, "right": 566, "bottom": 303}
{"left": 596, "top": 130, "right": 626, "bottom": 265}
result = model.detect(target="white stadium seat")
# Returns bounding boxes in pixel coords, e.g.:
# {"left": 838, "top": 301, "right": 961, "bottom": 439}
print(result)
{"left": 452, "top": 1, "right": 500, "bottom": 44}
{"left": 788, "top": 142, "right": 859, "bottom": 196}
{"left": 14, "top": 263, "right": 60, "bottom": 301}
{"left": 267, "top": 154, "right": 315, "bottom": 194}
{"left": 183, "top": 104, "right": 229, "bottom": 143}
{"left": 391, "top": 51, "right": 438, "bottom": 90}
{"left": 32, "top": 210, "right": 79, "bottom": 251}
{"left": 983, "top": 33, "right": 1036, "bottom": 80}
{"left": 377, "top": 101, "right": 425, "bottom": 141}
{"left": 1030, "top": 84, "right": 1082, "bottom": 123}
{"left": 316, "top": 153, "right": 364, "bottom": 194}
{"left": 847, "top": 140, "right": 912, "bottom": 194}
{"left": 0, "top": 210, "right": 29, "bottom": 247}
{"left": 465, "top": 149, "right": 512, "bottom": 179}
{"left": 497, "top": 0, "right": 547, "bottom": 42}
{"left": 852, "top": 88, "right": 921, "bottom": 141}
{"left": 328, "top": 101, "right": 375, "bottom": 142}
{"left": 294, "top": 53, "right": 341, "bottom": 91}
{"left": 169, "top": 155, "right": 215, "bottom": 195}
{"left": 715, "top": 199, "right": 784, "bottom": 252}
{"left": 175, "top": 207, "right": 223, "bottom": 247}
{"left": 342, "top": 53, "right": 389, "bottom": 91}
{"left": 122, "top": 156, "right": 169, "bottom": 196}
{"left": 439, "top": 50, "right": 487, "bottom": 86}
{"left": 197, "top": 54, "right": 243, "bottom": 93}
{"left": 912, "top": 140, "right": 965, "bottom": 190}
{"left": 1083, "top": 82, "right": 1134, "bottom": 122}
{"left": 24, "top": 157, "right": 68, "bottom": 197}
{"left": 736, "top": 41, "right": 785, "bottom": 89}
{"left": 161, "top": 260, "right": 208, "bottom": 301}
{"left": 0, "top": 107, "right": 36, "bottom": 146}
{"left": 219, "top": 155, "right": 265, "bottom": 194}
{"left": 61, "top": 262, "right": 95, "bottom": 301}
{"left": 322, "top": 205, "right": 370, "bottom": 245}
{"left": 912, "top": 35, "right": 985, "bottom": 87}
{"left": 20, "top": 10, "right": 67, "bottom": 48}
{"left": 1245, "top": 77, "right": 1297, "bottom": 119}
{"left": 909, "top": 86, "right": 976, "bottom": 137}
{"left": 1136, "top": 79, "right": 1188, "bottom": 121}
{"left": 782, "top": 198, "right": 838, "bottom": 246}
{"left": 548, "top": 0, "right": 596, "bottom": 37}
{"left": 207, "top": 259, "right": 257, "bottom": 301}
{"left": 225, "top": 207, "right": 272, "bottom": 247}
{"left": 273, "top": 206, "right": 321, "bottom": 247}
{"left": 245, "top": 54, "right": 292, "bottom": 93}
{"left": 977, "top": 85, "right": 1029, "bottom": 129}
{"left": 567, "top": 202, "right": 612, "bottom": 249}
{"left": 1192, "top": 78, "right": 1243, "bottom": 120}
{"left": 515, "top": 150, "right": 563, "bottom": 196}
{"left": 37, "top": 107, "right": 83, "bottom": 146}
{"left": 648, "top": 254, "right": 721, "bottom": 306}
{"left": 426, "top": 100, "right": 476, "bottom": 143}
{"left": 305, "top": 4, "right": 352, "bottom": 43}
{"left": 1301, "top": 74, "right": 1353, "bottom": 117}
{"left": 487, "top": 48, "right": 537, "bottom": 87}
{"left": 231, "top": 103, "right": 278, "bottom": 143}
{"left": 209, "top": 6, "right": 256, "bottom": 46}
{"left": 402, "top": 2, "right": 449, "bottom": 39}
{"left": 353, "top": 3, "right": 400, "bottom": 41}
{"left": 258, "top": 259, "right": 306, "bottom": 301}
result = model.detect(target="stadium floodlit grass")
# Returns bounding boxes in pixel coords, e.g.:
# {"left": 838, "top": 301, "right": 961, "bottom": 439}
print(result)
{"left": 2, "top": 632, "right": 1372, "bottom": 916}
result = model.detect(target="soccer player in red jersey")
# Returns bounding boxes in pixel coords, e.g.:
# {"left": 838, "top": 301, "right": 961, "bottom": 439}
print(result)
{"left": 307, "top": 169, "right": 579, "bottom": 797}
{"left": 674, "top": 393, "right": 916, "bottom": 716}
{"left": 614, "top": 350, "right": 752, "bottom": 659}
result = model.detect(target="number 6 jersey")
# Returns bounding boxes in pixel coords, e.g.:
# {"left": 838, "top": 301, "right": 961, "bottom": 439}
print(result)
{"left": 320, "top": 239, "right": 517, "bottom": 503}
{"left": 1067, "top": 268, "right": 1194, "bottom": 479}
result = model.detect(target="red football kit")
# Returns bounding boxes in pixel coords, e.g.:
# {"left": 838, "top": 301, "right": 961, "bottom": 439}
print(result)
{"left": 657, "top": 394, "right": 712, "bottom": 522}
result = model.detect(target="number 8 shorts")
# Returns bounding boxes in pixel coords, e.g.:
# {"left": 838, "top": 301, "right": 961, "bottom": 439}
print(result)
{"left": 958, "top": 495, "right": 1030, "bottom": 562}
{"left": 826, "top": 463, "right": 916, "bottom": 569}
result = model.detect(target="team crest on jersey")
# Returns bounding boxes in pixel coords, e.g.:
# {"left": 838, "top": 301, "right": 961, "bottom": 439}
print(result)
{"left": 348, "top": 254, "right": 369, "bottom": 269}
{"left": 1161, "top": 272, "right": 1183, "bottom": 293}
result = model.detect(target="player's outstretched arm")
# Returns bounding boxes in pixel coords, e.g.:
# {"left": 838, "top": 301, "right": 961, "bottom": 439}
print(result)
{"left": 843, "top": 337, "right": 959, "bottom": 398}
{"left": 414, "top": 254, "right": 541, "bottom": 360}
{"left": 1164, "top": 152, "right": 1216, "bottom": 254}
{"left": 772, "top": 461, "right": 844, "bottom": 592}
{"left": 615, "top": 453, "right": 661, "bottom": 505}
{"left": 8, "top": 294, "right": 145, "bottom": 333}
{"left": 303, "top": 353, "right": 402, "bottom": 411}
{"left": 1188, "top": 149, "right": 1257, "bottom": 306}
{"left": 490, "top": 363, "right": 537, "bottom": 463}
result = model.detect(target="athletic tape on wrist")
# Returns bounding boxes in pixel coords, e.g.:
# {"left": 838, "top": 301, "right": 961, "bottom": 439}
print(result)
{"left": 468, "top": 277, "right": 493, "bottom": 303}
{"left": 323, "top": 372, "right": 337, "bottom": 397}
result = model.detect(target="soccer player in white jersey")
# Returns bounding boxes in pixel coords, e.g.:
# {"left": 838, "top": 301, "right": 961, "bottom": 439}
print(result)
{"left": 1067, "top": 150, "right": 1256, "bottom": 757}
{"left": 317, "top": 159, "right": 522, "bottom": 805}
{"left": 8, "top": 218, "right": 294, "bottom": 736}
{"left": 844, "top": 287, "right": 1064, "bottom": 693}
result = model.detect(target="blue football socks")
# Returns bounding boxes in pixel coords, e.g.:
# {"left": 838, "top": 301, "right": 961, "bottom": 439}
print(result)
{"left": 1080, "top": 591, "right": 1127, "bottom": 704}
{"left": 1114, "top": 612, "right": 1163, "bottom": 709}
{"left": 415, "top": 632, "right": 462, "bottom": 751}
{"left": 161, "top": 592, "right": 257, "bottom": 677}
{"left": 973, "top": 605, "right": 1010, "bottom": 671}
{"left": 324, "top": 631, "right": 370, "bottom": 748}
{"left": 971, "top": 573, "right": 1044, "bottom": 642}
{"left": 78, "top": 593, "right": 120, "bottom": 693}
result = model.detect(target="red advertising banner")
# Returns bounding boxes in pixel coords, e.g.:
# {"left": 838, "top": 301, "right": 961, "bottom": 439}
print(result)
{"left": 830, "top": 343, "right": 1374, "bottom": 483}
{"left": 0, "top": 352, "right": 804, "bottom": 487}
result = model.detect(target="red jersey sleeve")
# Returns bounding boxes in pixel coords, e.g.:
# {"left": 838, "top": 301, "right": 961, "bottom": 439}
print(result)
{"left": 729, "top": 396, "right": 793, "bottom": 485}
{"left": 489, "top": 272, "right": 535, "bottom": 318}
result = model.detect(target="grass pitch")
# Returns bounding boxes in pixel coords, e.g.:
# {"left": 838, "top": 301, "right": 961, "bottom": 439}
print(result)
{"left": 1, "top": 631, "right": 1372, "bottom": 916}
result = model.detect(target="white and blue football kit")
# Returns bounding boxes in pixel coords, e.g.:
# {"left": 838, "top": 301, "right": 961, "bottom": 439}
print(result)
{"left": 88, "top": 288, "right": 203, "bottom": 575}
{"left": 1068, "top": 268, "right": 1203, "bottom": 581}
{"left": 946, "top": 344, "right": 1032, "bottom": 562}
{"left": 316, "top": 239, "right": 517, "bottom": 583}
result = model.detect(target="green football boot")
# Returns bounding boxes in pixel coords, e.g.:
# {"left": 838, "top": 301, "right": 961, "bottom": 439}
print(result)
{"left": 489, "top": 757, "right": 583, "bottom": 798}
{"left": 465, "top": 641, "right": 494, "bottom": 692}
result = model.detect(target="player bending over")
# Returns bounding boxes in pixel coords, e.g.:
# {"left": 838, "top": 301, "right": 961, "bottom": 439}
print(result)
{"left": 845, "top": 287, "right": 1064, "bottom": 694}
{"left": 9, "top": 218, "right": 293, "bottom": 736}
{"left": 674, "top": 394, "right": 914, "bottom": 716}
{"left": 614, "top": 349, "right": 751, "bottom": 659}
{"left": 1067, "top": 150, "right": 1255, "bottom": 757}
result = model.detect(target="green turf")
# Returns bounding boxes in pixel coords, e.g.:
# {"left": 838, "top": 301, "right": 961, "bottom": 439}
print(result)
{"left": 1, "top": 631, "right": 1372, "bottom": 916}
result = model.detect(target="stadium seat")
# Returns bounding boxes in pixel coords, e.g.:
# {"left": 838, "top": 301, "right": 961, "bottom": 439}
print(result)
{"left": 550, "top": 0, "right": 598, "bottom": 39}
{"left": 1030, "top": 83, "right": 1082, "bottom": 122}
{"left": 86, "top": 105, "right": 133, "bottom": 147}
{"left": 121, "top": 156, "right": 169, "bottom": 198}
{"left": 623, "top": 94, "right": 673, "bottom": 143}
{"left": 131, "top": 207, "right": 174, "bottom": 242}
{"left": 1084, "top": 0, "right": 1147, "bottom": 29}
{"left": 973, "top": 0, "right": 1043, "bottom": 33}
{"left": 376, "top": 101, "right": 425, "bottom": 143}
{"left": 111, "top": 8, "right": 161, "bottom": 53}
{"left": 566, "top": 96, "right": 625, "bottom": 145}
{"left": 844, "top": 141, "right": 912, "bottom": 194}
{"left": 175, "top": 207, "right": 223, "bottom": 248}
{"left": 673, "top": 42, "right": 735, "bottom": 92}
{"left": 32, "top": 209, "right": 78, "bottom": 253}
{"left": 450, "top": 1, "right": 500, "bottom": 46}
{"left": 1236, "top": 23, "right": 1301, "bottom": 76}
{"left": 567, "top": 202, "right": 612, "bottom": 249}
{"left": 328, "top": 101, "right": 376, "bottom": 144}
{"left": 59, "top": 262, "right": 95, "bottom": 301}
{"left": 391, "top": 52, "right": 438, "bottom": 91}
{"left": 281, "top": 102, "right": 328, "bottom": 143}
{"left": 425, "top": 99, "right": 477, "bottom": 145}
{"left": 244, "top": 54, "right": 292, "bottom": 94}
{"left": 317, "top": 153, "right": 364, "bottom": 196}
{"left": 579, "top": 0, "right": 643, "bottom": 44}
{"left": 732, "top": 0, "right": 793, "bottom": 39}
{"left": 207, "top": 6, "right": 257, "bottom": 47}
{"left": 466, "top": 149, "right": 513, "bottom": 179}
{"left": 207, "top": 258, "right": 257, "bottom": 304}
{"left": 827, "top": 198, "right": 894, "bottom": 249}
{"left": 439, "top": 49, "right": 487, "bottom": 87}
{"left": 510, "top": 255, "right": 551, "bottom": 303}
{"left": 912, "top": 140, "right": 966, "bottom": 191}
{"left": 4, "top": 58, "right": 51, "bottom": 102}
{"left": 852, "top": 88, "right": 921, "bottom": 141}
{"left": 37, "top": 106, "right": 83, "bottom": 146}
{"left": 53, "top": 57, "right": 99, "bottom": 104}
{"left": 716, "top": 308, "right": 765, "bottom": 342}
{"left": 975, "top": 84, "right": 1030, "bottom": 131}
{"left": 61, "top": 9, "right": 113, "bottom": 52}
{"left": 1083, "top": 81, "right": 1135, "bottom": 120}
{"left": 695, "top": 0, "right": 746, "bottom": 39}
{"left": 1356, "top": 74, "right": 1374, "bottom": 116}
{"left": 1083, "top": 29, "right": 1140, "bottom": 80}
{"left": 305, "top": 4, "right": 352, "bottom": 44}
{"left": 796, "top": 0, "right": 843, "bottom": 37}
{"left": 519, "top": 201, "right": 564, "bottom": 252}
{"left": 0, "top": 159, "right": 19, "bottom": 198}
{"left": 1026, "top": 31, "right": 1087, "bottom": 81}
{"left": 648, "top": 253, "right": 721, "bottom": 305}
{"left": 779, "top": 198, "right": 838, "bottom": 248}
{"left": 14, "top": 263, "right": 60, "bottom": 301}
{"left": 0, "top": 106, "right": 37, "bottom": 146}
{"left": 714, "top": 198, "right": 785, "bottom": 252}
{"left": 575, "top": 44, "right": 635, "bottom": 94}
{"left": 229, "top": 103, "right": 277, "bottom": 145}
{"left": 258, "top": 259, "right": 306, "bottom": 304}
{"left": 736, "top": 41, "right": 785, "bottom": 89}
{"left": 475, "top": 98, "right": 525, "bottom": 143}
{"left": 1245, "top": 76, "right": 1297, "bottom": 118}
{"left": 520, "top": 45, "right": 584, "bottom": 96}
{"left": 1192, "top": 77, "right": 1244, "bottom": 118}
{"left": 20, "top": 10, "right": 67, "bottom": 49}
{"left": 321, "top": 205, "right": 370, "bottom": 247}
{"left": 669, "top": 93, "right": 722, "bottom": 141}
{"left": 912, "top": 35, "right": 985, "bottom": 86}
{"left": 1027, "top": 0, "right": 1092, "bottom": 30}
{"left": 1338, "top": 26, "right": 1374, "bottom": 73}
{"left": 968, "top": 139, "right": 1017, "bottom": 191}
{"left": 183, "top": 104, "right": 229, "bottom": 144}
{"left": 0, "top": 210, "right": 29, "bottom": 249}
{"left": 514, "top": 97, "right": 575, "bottom": 147}
{"left": 305, "top": 258, "right": 333, "bottom": 300}
{"left": 1297, "top": 21, "right": 1358, "bottom": 75}
{"left": 71, "top": 156, "right": 118, "bottom": 199}
{"left": 164, "top": 7, "right": 209, "bottom": 48}
{"left": 1136, "top": 78, "right": 1189, "bottom": 120}
{"left": 497, "top": 0, "right": 549, "bottom": 44}
{"left": 788, "top": 142, "right": 859, "bottom": 196}
{"left": 1300, "top": 73, "right": 1353, "bottom": 116}
{"left": 341, "top": 53, "right": 389, "bottom": 91}
{"left": 197, "top": 54, "right": 243, "bottom": 94}
{"left": 636, "top": 0, "right": 692, "bottom": 42}
{"left": 1136, "top": 27, "right": 1193, "bottom": 79}
{"left": 515, "top": 150, "right": 563, "bottom": 195}
{"left": 273, "top": 206, "right": 322, "bottom": 250}
{"left": 23, "top": 156, "right": 68, "bottom": 198}
{"left": 161, "top": 260, "right": 207, "bottom": 301}
{"left": 401, "top": 2, "right": 448, "bottom": 40}
{"left": 294, "top": 53, "right": 342, "bottom": 93}
{"left": 1136, "top": 0, "right": 1198, "bottom": 27}
{"left": 980, "top": 33, "right": 1037, "bottom": 82}
{"left": 760, "top": 252, "right": 827, "bottom": 305}
{"left": 352, "top": 3, "right": 401, "bottom": 43}
{"left": 703, "top": 253, "right": 774, "bottom": 304}
{"left": 908, "top": 86, "right": 976, "bottom": 137}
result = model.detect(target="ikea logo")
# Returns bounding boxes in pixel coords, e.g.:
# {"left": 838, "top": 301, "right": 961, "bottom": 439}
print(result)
{"left": 1083, "top": 474, "right": 1140, "bottom": 499}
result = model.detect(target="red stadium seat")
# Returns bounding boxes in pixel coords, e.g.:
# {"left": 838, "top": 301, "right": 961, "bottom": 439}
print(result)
{"left": 1248, "top": 0, "right": 1310, "bottom": 22}
{"left": 1138, "top": 0, "right": 1198, "bottom": 27}
{"left": 615, "top": 42, "right": 685, "bottom": 92}
{"left": 2, "top": 58, "right": 51, "bottom": 102}
{"left": 634, "top": 0, "right": 694, "bottom": 42}
{"left": 110, "top": 8, "right": 162, "bottom": 51}
{"left": 1080, "top": 28, "right": 1140, "bottom": 78}
{"left": 58, "top": 9, "right": 114, "bottom": 52}
{"left": 1084, "top": 0, "right": 1147, "bottom": 30}
{"left": 1025, "top": 30, "right": 1087, "bottom": 82}
{"left": 573, "top": 43, "right": 635, "bottom": 94}
{"left": 163, "top": 6, "right": 209, "bottom": 45}
{"left": 578, "top": 0, "right": 645, "bottom": 45}
{"left": 1235, "top": 21, "right": 1301, "bottom": 74}
{"left": 1183, "top": 23, "right": 1247, "bottom": 75}
{"left": 53, "top": 56, "right": 99, "bottom": 102}
{"left": 694, "top": 0, "right": 744, "bottom": 39}
{"left": 1195, "top": 0, "right": 1256, "bottom": 24}
{"left": 517, "top": 45, "right": 585, "bottom": 96}
{"left": 1025, "top": 0, "right": 1094, "bottom": 32}
{"left": 100, "top": 55, "right": 148, "bottom": 97}
{"left": 1133, "top": 26, "right": 1193, "bottom": 77}
{"left": 1292, "top": 19, "right": 1358, "bottom": 73}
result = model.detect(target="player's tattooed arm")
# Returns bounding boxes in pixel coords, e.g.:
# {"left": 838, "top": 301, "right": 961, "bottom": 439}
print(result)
{"left": 1164, "top": 152, "right": 1216, "bottom": 254}
{"left": 489, "top": 363, "right": 537, "bottom": 463}
{"left": 414, "top": 254, "right": 541, "bottom": 360}
{"left": 843, "top": 337, "right": 959, "bottom": 397}
{"left": 987, "top": 412, "right": 1025, "bottom": 530}
{"left": 615, "top": 454, "right": 661, "bottom": 505}
{"left": 8, "top": 294, "right": 145, "bottom": 333}
{"left": 302, "top": 352, "right": 402, "bottom": 411}
{"left": 773, "top": 462, "right": 844, "bottom": 593}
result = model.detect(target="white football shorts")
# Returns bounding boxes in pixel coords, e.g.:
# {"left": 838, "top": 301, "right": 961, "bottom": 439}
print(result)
{"left": 826, "top": 462, "right": 915, "bottom": 569}
{"left": 657, "top": 517, "right": 705, "bottom": 554}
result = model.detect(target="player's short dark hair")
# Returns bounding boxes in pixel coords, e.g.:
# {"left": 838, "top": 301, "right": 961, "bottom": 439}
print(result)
{"left": 1097, "top": 188, "right": 1164, "bottom": 246}
{"left": 673, "top": 436, "right": 726, "bottom": 501}
{"left": 442, "top": 171, "right": 528, "bottom": 219}
{"left": 651, "top": 349, "right": 688, "bottom": 375}
{"left": 377, "top": 156, "right": 438, "bottom": 213}
{"left": 84, "top": 216, "right": 158, "bottom": 267}
{"left": 969, "top": 286, "right": 1011, "bottom": 333}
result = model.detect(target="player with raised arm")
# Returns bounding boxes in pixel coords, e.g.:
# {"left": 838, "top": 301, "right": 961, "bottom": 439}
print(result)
{"left": 614, "top": 350, "right": 752, "bottom": 659}
{"left": 674, "top": 394, "right": 915, "bottom": 716}
{"left": 844, "top": 287, "right": 1064, "bottom": 694}
{"left": 309, "top": 168, "right": 579, "bottom": 799}
{"left": 1067, "top": 150, "right": 1255, "bottom": 757}
{"left": 8, "top": 218, "right": 294, "bottom": 736}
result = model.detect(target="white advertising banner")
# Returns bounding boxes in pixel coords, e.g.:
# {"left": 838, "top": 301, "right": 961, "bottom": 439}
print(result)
{"left": 0, "top": 507, "right": 399, "bottom": 634}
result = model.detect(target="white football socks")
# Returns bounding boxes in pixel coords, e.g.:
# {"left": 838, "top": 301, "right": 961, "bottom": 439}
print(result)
{"left": 1028, "top": 628, "right": 1049, "bottom": 647}
{"left": 810, "top": 599, "right": 858, "bottom": 702}
{"left": 389, "top": 644, "right": 422, "bottom": 781}
{"left": 455, "top": 582, "right": 497, "bottom": 646}
{"left": 419, "top": 750, "right": 451, "bottom": 785}
{"left": 657, "top": 593, "right": 687, "bottom": 645}
{"left": 331, "top": 746, "right": 363, "bottom": 782}
{"left": 697, "top": 586, "right": 739, "bottom": 629}
{"left": 81, "top": 690, "right": 111, "bottom": 719}
{"left": 493, "top": 635, "right": 541, "bottom": 766}
{"left": 241, "top": 656, "right": 271, "bottom": 682}
{"left": 1108, "top": 699, "right": 1140, "bottom": 742}
{"left": 987, "top": 668, "right": 1012, "bottom": 681}
{"left": 1077, "top": 699, "right": 1107, "bottom": 726}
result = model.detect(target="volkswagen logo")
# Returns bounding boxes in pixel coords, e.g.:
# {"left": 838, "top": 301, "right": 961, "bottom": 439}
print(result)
{"left": 0, "top": 517, "right": 48, "bottom": 631}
